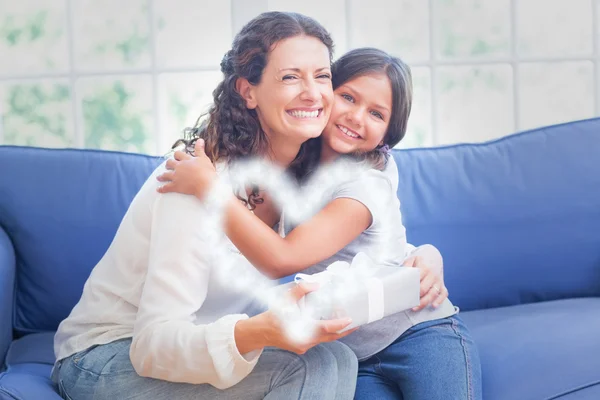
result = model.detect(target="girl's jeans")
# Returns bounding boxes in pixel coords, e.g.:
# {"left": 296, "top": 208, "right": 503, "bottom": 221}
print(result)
{"left": 355, "top": 315, "right": 482, "bottom": 400}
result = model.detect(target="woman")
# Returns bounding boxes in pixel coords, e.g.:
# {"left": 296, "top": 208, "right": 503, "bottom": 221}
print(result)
{"left": 52, "top": 12, "right": 359, "bottom": 400}
{"left": 158, "top": 48, "right": 483, "bottom": 399}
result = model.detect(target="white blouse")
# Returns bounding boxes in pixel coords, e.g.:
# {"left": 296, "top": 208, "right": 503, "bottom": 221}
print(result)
{"left": 54, "top": 161, "right": 266, "bottom": 389}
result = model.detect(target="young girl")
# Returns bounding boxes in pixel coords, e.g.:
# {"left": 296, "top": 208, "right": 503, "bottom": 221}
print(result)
{"left": 51, "top": 12, "right": 359, "bottom": 400}
{"left": 158, "top": 47, "right": 483, "bottom": 399}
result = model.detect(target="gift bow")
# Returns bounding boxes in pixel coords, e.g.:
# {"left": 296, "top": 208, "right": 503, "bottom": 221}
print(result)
{"left": 294, "top": 260, "right": 352, "bottom": 285}
{"left": 294, "top": 253, "right": 385, "bottom": 323}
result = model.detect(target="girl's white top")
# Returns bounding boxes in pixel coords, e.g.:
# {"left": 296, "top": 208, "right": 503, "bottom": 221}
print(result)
{"left": 284, "top": 157, "right": 457, "bottom": 360}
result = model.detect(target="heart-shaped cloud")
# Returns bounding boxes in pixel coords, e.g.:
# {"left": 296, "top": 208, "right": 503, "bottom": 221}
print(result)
{"left": 199, "top": 157, "right": 403, "bottom": 343}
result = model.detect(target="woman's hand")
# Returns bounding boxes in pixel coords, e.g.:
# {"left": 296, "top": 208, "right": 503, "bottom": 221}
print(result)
{"left": 157, "top": 139, "right": 216, "bottom": 200}
{"left": 237, "top": 283, "right": 357, "bottom": 355}
{"left": 263, "top": 282, "right": 357, "bottom": 354}
{"left": 403, "top": 255, "right": 449, "bottom": 311}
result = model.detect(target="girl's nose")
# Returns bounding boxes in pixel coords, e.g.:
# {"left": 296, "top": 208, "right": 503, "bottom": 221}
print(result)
{"left": 346, "top": 108, "right": 364, "bottom": 128}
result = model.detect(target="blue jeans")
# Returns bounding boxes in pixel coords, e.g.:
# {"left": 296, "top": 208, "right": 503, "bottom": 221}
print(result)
{"left": 52, "top": 338, "right": 357, "bottom": 400}
{"left": 355, "top": 315, "right": 482, "bottom": 400}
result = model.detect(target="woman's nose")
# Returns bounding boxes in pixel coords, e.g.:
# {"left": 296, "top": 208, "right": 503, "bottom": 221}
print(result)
{"left": 299, "top": 79, "right": 320, "bottom": 102}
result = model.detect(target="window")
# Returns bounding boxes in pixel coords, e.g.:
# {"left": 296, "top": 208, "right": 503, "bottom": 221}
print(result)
{"left": 0, "top": 0, "right": 596, "bottom": 154}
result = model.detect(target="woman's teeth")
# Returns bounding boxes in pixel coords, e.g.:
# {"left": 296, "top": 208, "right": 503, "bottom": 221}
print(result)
{"left": 288, "top": 110, "right": 319, "bottom": 118}
{"left": 338, "top": 125, "right": 359, "bottom": 138}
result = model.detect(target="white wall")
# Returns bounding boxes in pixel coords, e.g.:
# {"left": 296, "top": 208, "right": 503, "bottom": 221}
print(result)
{"left": 0, "top": 0, "right": 597, "bottom": 154}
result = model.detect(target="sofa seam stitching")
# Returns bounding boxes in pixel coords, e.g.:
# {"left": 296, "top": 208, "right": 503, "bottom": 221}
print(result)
{"left": 544, "top": 379, "right": 600, "bottom": 400}
{"left": 0, "top": 386, "right": 22, "bottom": 400}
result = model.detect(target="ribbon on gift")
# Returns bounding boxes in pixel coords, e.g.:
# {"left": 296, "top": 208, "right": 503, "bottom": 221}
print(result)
{"left": 294, "top": 260, "right": 351, "bottom": 285}
{"left": 294, "top": 253, "right": 385, "bottom": 324}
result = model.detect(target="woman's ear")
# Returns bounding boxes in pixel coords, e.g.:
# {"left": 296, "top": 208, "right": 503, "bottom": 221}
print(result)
{"left": 236, "top": 78, "right": 258, "bottom": 109}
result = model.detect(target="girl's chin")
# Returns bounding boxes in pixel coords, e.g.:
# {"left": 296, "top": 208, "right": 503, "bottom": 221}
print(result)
{"left": 330, "top": 141, "right": 357, "bottom": 155}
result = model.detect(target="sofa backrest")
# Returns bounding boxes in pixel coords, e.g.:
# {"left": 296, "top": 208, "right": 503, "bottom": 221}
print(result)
{"left": 393, "top": 118, "right": 600, "bottom": 311}
{"left": 0, "top": 146, "right": 162, "bottom": 336}
{"left": 1, "top": 118, "right": 599, "bottom": 334}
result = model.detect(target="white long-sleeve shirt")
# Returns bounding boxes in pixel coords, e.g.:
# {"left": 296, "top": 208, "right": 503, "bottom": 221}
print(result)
{"left": 54, "top": 161, "right": 265, "bottom": 389}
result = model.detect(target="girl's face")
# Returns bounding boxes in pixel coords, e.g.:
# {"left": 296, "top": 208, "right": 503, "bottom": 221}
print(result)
{"left": 322, "top": 73, "right": 392, "bottom": 155}
{"left": 242, "top": 35, "right": 333, "bottom": 146}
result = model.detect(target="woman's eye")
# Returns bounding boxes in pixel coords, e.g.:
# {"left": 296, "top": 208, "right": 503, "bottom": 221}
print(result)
{"left": 317, "top": 74, "right": 332, "bottom": 80}
{"left": 341, "top": 93, "right": 354, "bottom": 102}
{"left": 282, "top": 75, "right": 298, "bottom": 81}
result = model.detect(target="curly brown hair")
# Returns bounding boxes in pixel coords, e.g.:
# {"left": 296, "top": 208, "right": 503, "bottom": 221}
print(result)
{"left": 172, "top": 12, "right": 333, "bottom": 208}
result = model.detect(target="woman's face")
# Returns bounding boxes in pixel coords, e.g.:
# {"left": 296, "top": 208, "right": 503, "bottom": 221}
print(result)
{"left": 243, "top": 35, "right": 333, "bottom": 146}
{"left": 322, "top": 73, "right": 393, "bottom": 155}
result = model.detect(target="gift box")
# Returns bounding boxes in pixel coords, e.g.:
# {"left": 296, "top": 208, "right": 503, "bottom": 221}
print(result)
{"left": 295, "top": 253, "right": 421, "bottom": 332}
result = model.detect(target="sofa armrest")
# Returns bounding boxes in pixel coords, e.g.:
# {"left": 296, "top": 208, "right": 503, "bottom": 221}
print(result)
{"left": 0, "top": 226, "right": 15, "bottom": 367}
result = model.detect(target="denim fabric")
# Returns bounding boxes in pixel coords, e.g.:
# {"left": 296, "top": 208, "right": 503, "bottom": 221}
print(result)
{"left": 355, "top": 315, "right": 482, "bottom": 400}
{"left": 52, "top": 338, "right": 357, "bottom": 400}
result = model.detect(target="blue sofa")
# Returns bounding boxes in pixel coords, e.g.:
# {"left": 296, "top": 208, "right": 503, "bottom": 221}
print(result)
{"left": 1, "top": 118, "right": 599, "bottom": 400}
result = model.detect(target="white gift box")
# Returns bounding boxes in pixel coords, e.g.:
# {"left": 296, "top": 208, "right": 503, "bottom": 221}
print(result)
{"left": 294, "top": 253, "right": 421, "bottom": 332}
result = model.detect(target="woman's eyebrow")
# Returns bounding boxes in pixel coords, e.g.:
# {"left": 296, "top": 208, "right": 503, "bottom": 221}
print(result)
{"left": 278, "top": 67, "right": 331, "bottom": 73}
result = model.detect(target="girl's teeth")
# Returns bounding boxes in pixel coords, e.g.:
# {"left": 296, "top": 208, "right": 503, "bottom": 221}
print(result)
{"left": 339, "top": 125, "right": 359, "bottom": 138}
{"left": 289, "top": 110, "right": 319, "bottom": 118}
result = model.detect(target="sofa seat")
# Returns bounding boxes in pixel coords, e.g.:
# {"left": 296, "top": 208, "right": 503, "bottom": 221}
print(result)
{"left": 0, "top": 332, "right": 60, "bottom": 400}
{"left": 3, "top": 299, "right": 599, "bottom": 400}
{"left": 460, "top": 298, "right": 600, "bottom": 400}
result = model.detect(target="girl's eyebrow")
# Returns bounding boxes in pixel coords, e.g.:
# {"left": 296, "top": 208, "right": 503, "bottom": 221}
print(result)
{"left": 341, "top": 84, "right": 391, "bottom": 114}
{"left": 340, "top": 84, "right": 358, "bottom": 96}
{"left": 373, "top": 103, "right": 391, "bottom": 114}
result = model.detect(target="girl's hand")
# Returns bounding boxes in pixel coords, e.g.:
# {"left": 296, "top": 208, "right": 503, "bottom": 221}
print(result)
{"left": 258, "top": 283, "right": 357, "bottom": 355}
{"left": 403, "top": 256, "right": 449, "bottom": 311}
{"left": 157, "top": 139, "right": 216, "bottom": 199}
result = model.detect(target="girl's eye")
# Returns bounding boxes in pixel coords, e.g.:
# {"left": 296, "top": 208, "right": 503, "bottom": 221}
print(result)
{"left": 341, "top": 93, "right": 354, "bottom": 102}
{"left": 371, "top": 110, "right": 384, "bottom": 120}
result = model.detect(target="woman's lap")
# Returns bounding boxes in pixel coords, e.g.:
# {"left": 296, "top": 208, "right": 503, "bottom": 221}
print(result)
{"left": 355, "top": 315, "right": 482, "bottom": 400}
{"left": 54, "top": 338, "right": 357, "bottom": 400}
{"left": 53, "top": 315, "right": 481, "bottom": 400}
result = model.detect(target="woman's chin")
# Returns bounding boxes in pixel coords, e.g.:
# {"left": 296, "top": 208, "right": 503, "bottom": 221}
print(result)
{"left": 294, "top": 128, "right": 326, "bottom": 141}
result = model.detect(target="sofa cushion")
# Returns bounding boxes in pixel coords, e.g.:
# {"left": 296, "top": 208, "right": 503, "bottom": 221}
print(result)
{"left": 0, "top": 364, "right": 61, "bottom": 400}
{"left": 393, "top": 118, "right": 600, "bottom": 311}
{"left": 0, "top": 146, "right": 163, "bottom": 335}
{"left": 0, "top": 227, "right": 15, "bottom": 365}
{"left": 5, "top": 333, "right": 55, "bottom": 366}
{"left": 460, "top": 298, "right": 600, "bottom": 400}
{"left": 0, "top": 333, "right": 60, "bottom": 399}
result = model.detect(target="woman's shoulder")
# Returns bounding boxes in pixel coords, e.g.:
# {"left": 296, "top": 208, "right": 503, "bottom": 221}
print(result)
{"left": 137, "top": 159, "right": 208, "bottom": 214}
